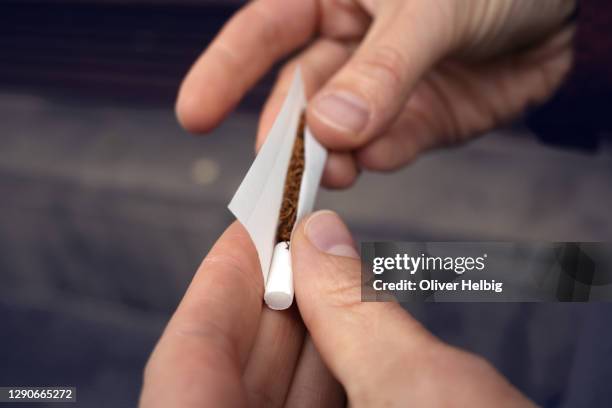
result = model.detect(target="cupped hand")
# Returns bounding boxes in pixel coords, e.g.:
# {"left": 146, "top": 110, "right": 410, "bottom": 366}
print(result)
{"left": 177, "top": 0, "right": 576, "bottom": 188}
{"left": 140, "top": 212, "right": 535, "bottom": 407}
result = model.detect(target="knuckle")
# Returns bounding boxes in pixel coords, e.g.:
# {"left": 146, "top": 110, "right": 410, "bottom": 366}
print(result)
{"left": 319, "top": 257, "right": 363, "bottom": 309}
{"left": 170, "top": 319, "right": 239, "bottom": 368}
{"left": 200, "top": 252, "right": 260, "bottom": 290}
{"left": 354, "top": 45, "right": 407, "bottom": 94}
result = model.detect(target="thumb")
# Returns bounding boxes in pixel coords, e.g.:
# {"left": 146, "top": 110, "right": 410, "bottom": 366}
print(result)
{"left": 291, "top": 210, "right": 440, "bottom": 400}
{"left": 292, "top": 211, "right": 534, "bottom": 406}
{"left": 306, "top": 1, "right": 451, "bottom": 150}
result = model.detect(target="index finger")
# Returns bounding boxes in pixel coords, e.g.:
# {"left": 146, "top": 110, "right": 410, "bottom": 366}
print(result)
{"left": 176, "top": 0, "right": 318, "bottom": 133}
{"left": 140, "top": 222, "right": 264, "bottom": 408}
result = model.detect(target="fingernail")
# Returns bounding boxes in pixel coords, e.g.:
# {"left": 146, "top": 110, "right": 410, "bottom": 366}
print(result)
{"left": 311, "top": 91, "right": 370, "bottom": 134}
{"left": 305, "top": 210, "right": 360, "bottom": 259}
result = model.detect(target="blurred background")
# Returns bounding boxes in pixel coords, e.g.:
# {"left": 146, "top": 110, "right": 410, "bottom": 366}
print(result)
{"left": 1, "top": 1, "right": 611, "bottom": 407}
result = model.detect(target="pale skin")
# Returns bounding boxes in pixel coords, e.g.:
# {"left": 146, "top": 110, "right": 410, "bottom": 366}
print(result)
{"left": 142, "top": 0, "right": 576, "bottom": 406}
{"left": 176, "top": 0, "right": 575, "bottom": 187}
{"left": 140, "top": 211, "right": 535, "bottom": 407}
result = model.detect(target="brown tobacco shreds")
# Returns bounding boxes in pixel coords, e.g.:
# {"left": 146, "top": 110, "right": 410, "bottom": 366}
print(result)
{"left": 276, "top": 114, "right": 306, "bottom": 243}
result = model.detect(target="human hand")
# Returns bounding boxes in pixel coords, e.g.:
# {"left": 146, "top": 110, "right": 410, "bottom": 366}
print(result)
{"left": 140, "top": 211, "right": 535, "bottom": 407}
{"left": 139, "top": 221, "right": 344, "bottom": 407}
{"left": 177, "top": 0, "right": 576, "bottom": 188}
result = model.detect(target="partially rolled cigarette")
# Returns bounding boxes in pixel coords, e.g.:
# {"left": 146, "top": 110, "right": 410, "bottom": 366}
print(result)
{"left": 264, "top": 115, "right": 305, "bottom": 310}
{"left": 229, "top": 69, "right": 326, "bottom": 311}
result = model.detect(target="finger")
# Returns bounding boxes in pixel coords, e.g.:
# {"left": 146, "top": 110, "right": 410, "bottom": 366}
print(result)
{"left": 355, "top": 89, "right": 441, "bottom": 171}
{"left": 318, "top": 0, "right": 371, "bottom": 40}
{"left": 285, "top": 336, "right": 345, "bottom": 408}
{"left": 141, "top": 222, "right": 263, "bottom": 408}
{"left": 176, "top": 0, "right": 318, "bottom": 133}
{"left": 291, "top": 210, "right": 442, "bottom": 401}
{"left": 306, "top": 0, "right": 452, "bottom": 150}
{"left": 243, "top": 306, "right": 305, "bottom": 407}
{"left": 292, "top": 211, "right": 533, "bottom": 405}
{"left": 321, "top": 151, "right": 359, "bottom": 189}
{"left": 256, "top": 39, "right": 351, "bottom": 151}
{"left": 357, "top": 26, "right": 575, "bottom": 171}
{"left": 255, "top": 40, "right": 358, "bottom": 190}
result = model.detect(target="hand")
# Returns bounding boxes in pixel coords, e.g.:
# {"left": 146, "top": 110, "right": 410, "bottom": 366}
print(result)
{"left": 140, "top": 211, "right": 534, "bottom": 407}
{"left": 139, "top": 222, "right": 344, "bottom": 407}
{"left": 176, "top": 0, "right": 576, "bottom": 188}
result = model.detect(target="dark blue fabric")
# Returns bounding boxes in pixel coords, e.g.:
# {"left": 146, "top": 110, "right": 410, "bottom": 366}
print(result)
{"left": 562, "top": 305, "right": 612, "bottom": 407}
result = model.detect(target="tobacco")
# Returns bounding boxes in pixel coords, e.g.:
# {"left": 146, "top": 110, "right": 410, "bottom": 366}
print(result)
{"left": 276, "top": 114, "right": 305, "bottom": 242}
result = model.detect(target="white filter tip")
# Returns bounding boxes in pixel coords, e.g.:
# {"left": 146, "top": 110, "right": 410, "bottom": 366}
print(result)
{"left": 264, "top": 242, "right": 294, "bottom": 310}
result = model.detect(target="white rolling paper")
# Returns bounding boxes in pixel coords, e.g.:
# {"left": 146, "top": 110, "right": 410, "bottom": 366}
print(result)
{"left": 228, "top": 67, "right": 327, "bottom": 310}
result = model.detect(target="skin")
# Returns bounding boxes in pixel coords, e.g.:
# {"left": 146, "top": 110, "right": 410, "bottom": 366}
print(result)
{"left": 176, "top": 0, "right": 575, "bottom": 187}
{"left": 140, "top": 211, "right": 535, "bottom": 407}
{"left": 140, "top": 220, "right": 342, "bottom": 408}
{"left": 142, "top": 1, "right": 577, "bottom": 405}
